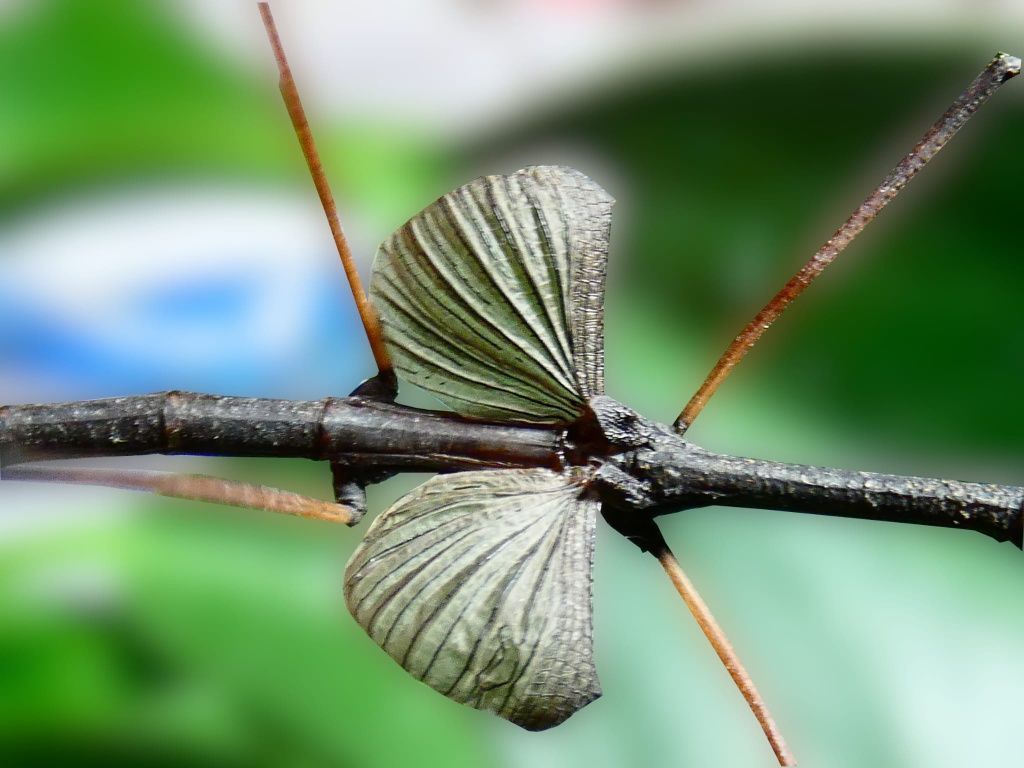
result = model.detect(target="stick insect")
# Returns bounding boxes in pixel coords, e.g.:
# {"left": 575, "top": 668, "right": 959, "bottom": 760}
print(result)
{"left": 1, "top": 5, "right": 1021, "bottom": 764}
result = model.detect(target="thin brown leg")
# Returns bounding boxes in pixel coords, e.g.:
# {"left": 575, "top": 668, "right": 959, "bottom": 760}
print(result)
{"left": 650, "top": 531, "right": 796, "bottom": 766}
{"left": 5, "top": 465, "right": 354, "bottom": 525}
{"left": 258, "top": 2, "right": 394, "bottom": 379}
{"left": 675, "top": 53, "right": 1021, "bottom": 433}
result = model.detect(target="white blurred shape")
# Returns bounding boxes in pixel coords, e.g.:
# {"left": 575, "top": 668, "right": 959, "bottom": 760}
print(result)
{"left": 184, "top": 1, "right": 1024, "bottom": 135}
{"left": 0, "top": 184, "right": 373, "bottom": 401}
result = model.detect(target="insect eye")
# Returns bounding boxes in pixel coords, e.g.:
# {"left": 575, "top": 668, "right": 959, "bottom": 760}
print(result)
{"left": 587, "top": 396, "right": 649, "bottom": 451}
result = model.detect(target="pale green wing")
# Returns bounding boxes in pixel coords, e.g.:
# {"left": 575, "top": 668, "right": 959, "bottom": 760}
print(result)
{"left": 370, "top": 166, "right": 613, "bottom": 423}
{"left": 344, "top": 467, "right": 600, "bottom": 730}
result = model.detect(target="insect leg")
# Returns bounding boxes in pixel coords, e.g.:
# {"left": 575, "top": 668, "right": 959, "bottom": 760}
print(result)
{"left": 258, "top": 3, "right": 396, "bottom": 393}
{"left": 604, "top": 510, "right": 795, "bottom": 766}
{"left": 3, "top": 464, "right": 355, "bottom": 525}
{"left": 653, "top": 538, "right": 794, "bottom": 766}
{"left": 674, "top": 53, "right": 1021, "bottom": 433}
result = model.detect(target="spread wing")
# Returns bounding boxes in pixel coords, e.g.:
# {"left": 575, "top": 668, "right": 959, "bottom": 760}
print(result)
{"left": 370, "top": 166, "right": 613, "bottom": 424}
{"left": 344, "top": 467, "right": 600, "bottom": 730}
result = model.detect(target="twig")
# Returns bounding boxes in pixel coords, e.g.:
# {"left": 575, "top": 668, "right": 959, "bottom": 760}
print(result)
{"left": 675, "top": 52, "right": 1022, "bottom": 433}
{"left": 258, "top": 2, "right": 393, "bottom": 377}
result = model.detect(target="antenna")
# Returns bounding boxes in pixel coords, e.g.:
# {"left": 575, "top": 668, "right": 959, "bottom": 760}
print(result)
{"left": 675, "top": 53, "right": 1021, "bottom": 434}
{"left": 258, "top": 3, "right": 394, "bottom": 379}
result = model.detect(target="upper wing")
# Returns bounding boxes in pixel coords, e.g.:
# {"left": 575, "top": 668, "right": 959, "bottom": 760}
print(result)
{"left": 344, "top": 467, "right": 600, "bottom": 730}
{"left": 370, "top": 166, "right": 613, "bottom": 424}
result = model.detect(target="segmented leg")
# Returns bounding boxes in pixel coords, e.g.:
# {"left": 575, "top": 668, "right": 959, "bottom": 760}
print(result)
{"left": 3, "top": 464, "right": 354, "bottom": 525}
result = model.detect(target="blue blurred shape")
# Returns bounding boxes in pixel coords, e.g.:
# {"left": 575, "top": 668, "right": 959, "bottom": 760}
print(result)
{"left": 0, "top": 185, "right": 373, "bottom": 403}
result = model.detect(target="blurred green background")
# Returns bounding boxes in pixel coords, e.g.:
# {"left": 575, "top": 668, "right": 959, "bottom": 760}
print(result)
{"left": 1, "top": 1, "right": 1023, "bottom": 766}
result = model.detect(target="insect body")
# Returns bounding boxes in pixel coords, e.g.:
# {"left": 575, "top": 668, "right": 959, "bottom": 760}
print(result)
{"left": 348, "top": 166, "right": 610, "bottom": 728}
{"left": 4, "top": 164, "right": 1020, "bottom": 741}
{"left": 2, "top": 9, "right": 1021, "bottom": 763}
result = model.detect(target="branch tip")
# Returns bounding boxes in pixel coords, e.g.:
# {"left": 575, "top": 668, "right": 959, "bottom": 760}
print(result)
{"left": 995, "top": 52, "right": 1021, "bottom": 77}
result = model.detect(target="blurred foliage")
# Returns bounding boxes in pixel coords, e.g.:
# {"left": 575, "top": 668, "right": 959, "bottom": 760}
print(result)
{"left": 2, "top": 2, "right": 1023, "bottom": 768}
{"left": 0, "top": 0, "right": 441, "bottom": 224}
{"left": 0, "top": 462, "right": 493, "bottom": 768}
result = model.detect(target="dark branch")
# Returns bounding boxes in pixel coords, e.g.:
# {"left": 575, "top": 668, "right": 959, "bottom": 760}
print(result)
{"left": 4, "top": 394, "right": 1022, "bottom": 549}
{"left": 616, "top": 429, "right": 1024, "bottom": 548}
{"left": 0, "top": 393, "right": 561, "bottom": 472}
